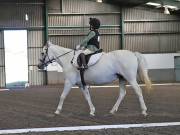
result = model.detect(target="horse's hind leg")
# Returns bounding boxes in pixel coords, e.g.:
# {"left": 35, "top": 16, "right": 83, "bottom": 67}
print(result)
{"left": 110, "top": 79, "right": 126, "bottom": 114}
{"left": 129, "top": 80, "right": 147, "bottom": 116}
{"left": 80, "top": 85, "right": 95, "bottom": 116}
{"left": 55, "top": 80, "right": 72, "bottom": 115}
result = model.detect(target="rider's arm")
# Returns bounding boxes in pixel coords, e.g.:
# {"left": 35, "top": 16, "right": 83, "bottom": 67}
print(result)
{"left": 80, "top": 31, "right": 95, "bottom": 48}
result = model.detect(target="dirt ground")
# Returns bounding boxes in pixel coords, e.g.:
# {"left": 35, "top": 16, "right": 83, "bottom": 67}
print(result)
{"left": 0, "top": 84, "right": 180, "bottom": 135}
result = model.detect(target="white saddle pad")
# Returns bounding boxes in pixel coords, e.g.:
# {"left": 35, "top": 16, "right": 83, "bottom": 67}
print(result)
{"left": 71, "top": 50, "right": 102, "bottom": 68}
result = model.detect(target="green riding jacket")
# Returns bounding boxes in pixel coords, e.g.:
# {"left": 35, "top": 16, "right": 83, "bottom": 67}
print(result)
{"left": 80, "top": 31, "right": 99, "bottom": 52}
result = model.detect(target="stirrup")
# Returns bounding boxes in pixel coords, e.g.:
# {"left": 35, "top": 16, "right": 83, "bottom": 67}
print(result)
{"left": 77, "top": 65, "right": 88, "bottom": 70}
{"left": 83, "top": 65, "right": 88, "bottom": 69}
{"left": 77, "top": 66, "right": 83, "bottom": 70}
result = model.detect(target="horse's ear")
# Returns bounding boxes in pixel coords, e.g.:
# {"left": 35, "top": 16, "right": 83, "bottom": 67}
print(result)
{"left": 47, "top": 40, "right": 53, "bottom": 47}
{"left": 45, "top": 40, "right": 51, "bottom": 47}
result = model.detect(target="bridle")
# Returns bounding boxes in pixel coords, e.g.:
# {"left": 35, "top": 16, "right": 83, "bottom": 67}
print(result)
{"left": 39, "top": 47, "right": 74, "bottom": 68}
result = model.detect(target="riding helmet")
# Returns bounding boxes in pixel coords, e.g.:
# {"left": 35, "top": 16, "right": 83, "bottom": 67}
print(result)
{"left": 89, "top": 18, "right": 101, "bottom": 29}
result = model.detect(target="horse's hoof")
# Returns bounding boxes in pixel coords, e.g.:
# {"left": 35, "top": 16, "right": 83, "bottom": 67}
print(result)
{"left": 110, "top": 111, "right": 115, "bottom": 115}
{"left": 90, "top": 112, "right": 95, "bottom": 116}
{"left": 54, "top": 110, "right": 60, "bottom": 115}
{"left": 142, "top": 111, "right": 148, "bottom": 117}
{"left": 110, "top": 109, "right": 116, "bottom": 115}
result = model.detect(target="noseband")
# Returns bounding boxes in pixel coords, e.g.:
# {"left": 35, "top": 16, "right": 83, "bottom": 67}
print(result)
{"left": 40, "top": 47, "right": 73, "bottom": 68}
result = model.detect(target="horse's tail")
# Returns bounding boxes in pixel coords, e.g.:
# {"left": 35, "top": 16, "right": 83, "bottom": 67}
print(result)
{"left": 135, "top": 52, "right": 152, "bottom": 91}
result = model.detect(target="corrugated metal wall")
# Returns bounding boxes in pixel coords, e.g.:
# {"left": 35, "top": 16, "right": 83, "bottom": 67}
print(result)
{"left": 63, "top": 0, "right": 120, "bottom": 13}
{"left": 27, "top": 30, "right": 45, "bottom": 85}
{"left": 123, "top": 7, "right": 180, "bottom": 53}
{"left": 0, "top": 31, "right": 5, "bottom": 87}
{"left": 0, "top": 0, "right": 45, "bottom": 87}
{"left": 48, "top": 1, "right": 180, "bottom": 54}
{"left": 0, "top": 3, "right": 44, "bottom": 28}
{"left": 48, "top": 0, "right": 121, "bottom": 52}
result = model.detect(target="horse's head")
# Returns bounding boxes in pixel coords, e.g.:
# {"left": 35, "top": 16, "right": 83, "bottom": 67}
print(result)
{"left": 37, "top": 41, "right": 55, "bottom": 70}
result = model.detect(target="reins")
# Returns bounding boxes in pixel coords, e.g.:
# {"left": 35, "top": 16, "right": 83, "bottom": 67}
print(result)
{"left": 54, "top": 50, "right": 74, "bottom": 60}
{"left": 41, "top": 49, "right": 74, "bottom": 67}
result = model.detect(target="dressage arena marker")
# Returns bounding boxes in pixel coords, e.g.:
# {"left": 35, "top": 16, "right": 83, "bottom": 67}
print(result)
{"left": 1, "top": 122, "right": 180, "bottom": 134}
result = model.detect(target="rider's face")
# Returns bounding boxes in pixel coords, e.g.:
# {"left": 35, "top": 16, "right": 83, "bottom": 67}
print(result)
{"left": 89, "top": 25, "right": 93, "bottom": 30}
{"left": 90, "top": 26, "right": 97, "bottom": 31}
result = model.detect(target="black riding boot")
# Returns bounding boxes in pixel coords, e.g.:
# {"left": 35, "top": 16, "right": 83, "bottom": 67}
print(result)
{"left": 80, "top": 69, "right": 86, "bottom": 87}
{"left": 80, "top": 53, "right": 88, "bottom": 69}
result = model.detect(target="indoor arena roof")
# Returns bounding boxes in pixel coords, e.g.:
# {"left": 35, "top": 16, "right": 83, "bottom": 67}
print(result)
{"left": 90, "top": 0, "right": 180, "bottom": 13}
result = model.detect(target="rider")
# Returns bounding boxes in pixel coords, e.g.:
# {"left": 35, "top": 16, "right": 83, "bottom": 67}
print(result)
{"left": 78, "top": 17, "right": 101, "bottom": 69}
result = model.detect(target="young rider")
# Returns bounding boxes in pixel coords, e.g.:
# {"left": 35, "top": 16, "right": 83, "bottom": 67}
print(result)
{"left": 78, "top": 17, "right": 101, "bottom": 69}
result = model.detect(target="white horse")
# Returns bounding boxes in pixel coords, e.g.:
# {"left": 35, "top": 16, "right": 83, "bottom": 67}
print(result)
{"left": 38, "top": 41, "right": 151, "bottom": 116}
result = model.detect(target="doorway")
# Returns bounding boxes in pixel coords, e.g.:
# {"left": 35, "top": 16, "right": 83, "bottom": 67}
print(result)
{"left": 4, "top": 30, "right": 28, "bottom": 88}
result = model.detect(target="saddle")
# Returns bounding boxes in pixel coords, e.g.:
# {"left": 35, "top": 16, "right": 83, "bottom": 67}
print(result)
{"left": 71, "top": 49, "right": 103, "bottom": 69}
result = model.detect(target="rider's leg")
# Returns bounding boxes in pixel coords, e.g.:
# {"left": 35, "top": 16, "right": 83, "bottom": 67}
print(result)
{"left": 80, "top": 53, "right": 88, "bottom": 69}
{"left": 80, "top": 69, "right": 86, "bottom": 87}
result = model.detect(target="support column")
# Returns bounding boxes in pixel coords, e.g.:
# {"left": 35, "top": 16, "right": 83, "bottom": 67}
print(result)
{"left": 44, "top": 0, "right": 48, "bottom": 85}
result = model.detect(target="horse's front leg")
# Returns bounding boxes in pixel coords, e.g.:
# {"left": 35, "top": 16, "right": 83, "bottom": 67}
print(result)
{"left": 55, "top": 80, "right": 73, "bottom": 115}
{"left": 80, "top": 85, "right": 95, "bottom": 116}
